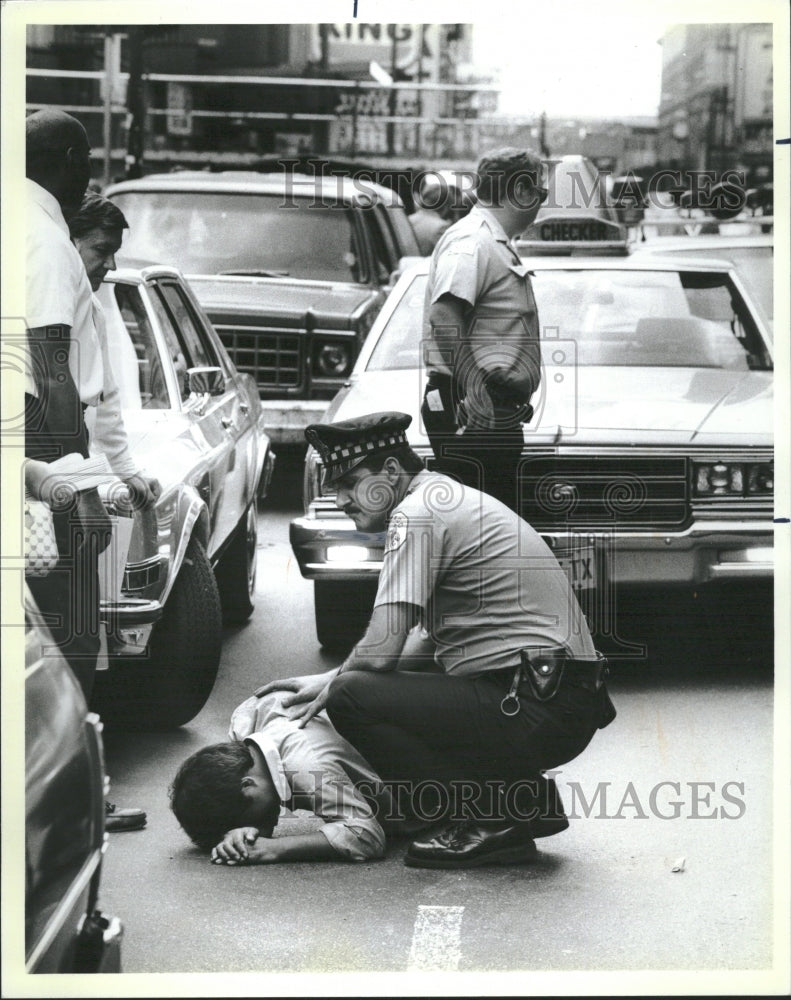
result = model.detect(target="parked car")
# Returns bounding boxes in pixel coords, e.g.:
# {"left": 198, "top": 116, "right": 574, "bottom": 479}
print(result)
{"left": 88, "top": 264, "right": 274, "bottom": 728}
{"left": 290, "top": 226, "right": 773, "bottom": 650}
{"left": 633, "top": 233, "right": 773, "bottom": 330}
{"left": 25, "top": 586, "right": 123, "bottom": 973}
{"left": 105, "top": 170, "right": 421, "bottom": 447}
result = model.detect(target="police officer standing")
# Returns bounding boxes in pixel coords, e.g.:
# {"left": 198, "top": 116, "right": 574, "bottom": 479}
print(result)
{"left": 421, "top": 147, "right": 549, "bottom": 514}
{"left": 258, "top": 412, "right": 615, "bottom": 869}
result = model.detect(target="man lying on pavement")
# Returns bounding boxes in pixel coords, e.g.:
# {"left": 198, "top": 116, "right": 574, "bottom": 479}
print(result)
{"left": 169, "top": 688, "right": 428, "bottom": 865}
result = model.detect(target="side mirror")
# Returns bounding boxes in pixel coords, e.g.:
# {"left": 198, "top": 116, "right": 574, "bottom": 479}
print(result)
{"left": 185, "top": 366, "right": 225, "bottom": 397}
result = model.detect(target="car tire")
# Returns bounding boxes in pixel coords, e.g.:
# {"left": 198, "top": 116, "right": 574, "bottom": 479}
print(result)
{"left": 215, "top": 499, "right": 258, "bottom": 624}
{"left": 93, "top": 538, "right": 222, "bottom": 729}
{"left": 314, "top": 580, "right": 377, "bottom": 650}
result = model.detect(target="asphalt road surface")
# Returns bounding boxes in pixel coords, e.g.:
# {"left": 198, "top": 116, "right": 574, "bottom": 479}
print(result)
{"left": 96, "top": 453, "right": 778, "bottom": 992}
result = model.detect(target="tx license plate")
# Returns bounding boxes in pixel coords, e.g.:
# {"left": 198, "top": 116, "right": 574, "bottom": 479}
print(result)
{"left": 555, "top": 545, "right": 597, "bottom": 591}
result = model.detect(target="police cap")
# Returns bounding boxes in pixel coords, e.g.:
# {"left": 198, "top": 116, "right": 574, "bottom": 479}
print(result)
{"left": 305, "top": 412, "right": 412, "bottom": 485}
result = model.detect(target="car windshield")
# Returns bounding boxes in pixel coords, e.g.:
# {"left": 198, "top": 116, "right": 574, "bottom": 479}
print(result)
{"left": 97, "top": 281, "right": 173, "bottom": 410}
{"left": 365, "top": 269, "right": 772, "bottom": 372}
{"left": 650, "top": 245, "right": 773, "bottom": 328}
{"left": 111, "top": 191, "right": 361, "bottom": 282}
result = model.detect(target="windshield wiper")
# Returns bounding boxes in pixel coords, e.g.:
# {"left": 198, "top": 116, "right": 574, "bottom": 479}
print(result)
{"left": 217, "top": 268, "right": 290, "bottom": 277}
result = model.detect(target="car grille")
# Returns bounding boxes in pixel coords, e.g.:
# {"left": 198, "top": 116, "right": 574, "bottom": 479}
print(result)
{"left": 214, "top": 325, "right": 303, "bottom": 391}
{"left": 517, "top": 456, "right": 689, "bottom": 530}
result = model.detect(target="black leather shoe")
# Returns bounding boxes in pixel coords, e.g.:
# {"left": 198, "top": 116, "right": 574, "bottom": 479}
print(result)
{"left": 105, "top": 800, "right": 147, "bottom": 832}
{"left": 404, "top": 820, "right": 537, "bottom": 869}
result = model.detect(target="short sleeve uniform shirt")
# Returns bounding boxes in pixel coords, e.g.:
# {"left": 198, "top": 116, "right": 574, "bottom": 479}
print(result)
{"left": 422, "top": 204, "right": 541, "bottom": 403}
{"left": 374, "top": 470, "right": 596, "bottom": 675}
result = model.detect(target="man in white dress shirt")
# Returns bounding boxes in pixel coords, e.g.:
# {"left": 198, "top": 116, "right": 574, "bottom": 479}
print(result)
{"left": 24, "top": 111, "right": 154, "bottom": 829}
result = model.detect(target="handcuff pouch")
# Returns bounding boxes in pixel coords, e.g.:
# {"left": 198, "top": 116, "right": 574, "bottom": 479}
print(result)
{"left": 519, "top": 646, "right": 567, "bottom": 701}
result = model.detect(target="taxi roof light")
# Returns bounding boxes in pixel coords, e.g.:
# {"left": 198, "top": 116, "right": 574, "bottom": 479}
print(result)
{"left": 517, "top": 213, "right": 630, "bottom": 256}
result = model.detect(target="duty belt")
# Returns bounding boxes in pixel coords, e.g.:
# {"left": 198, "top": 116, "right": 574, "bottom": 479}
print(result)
{"left": 496, "top": 648, "right": 610, "bottom": 716}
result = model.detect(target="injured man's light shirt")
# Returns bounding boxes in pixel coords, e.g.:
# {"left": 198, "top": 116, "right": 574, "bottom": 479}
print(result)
{"left": 230, "top": 692, "right": 397, "bottom": 861}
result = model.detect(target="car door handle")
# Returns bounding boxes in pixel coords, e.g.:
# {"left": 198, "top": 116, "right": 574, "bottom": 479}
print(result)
{"left": 221, "top": 416, "right": 236, "bottom": 431}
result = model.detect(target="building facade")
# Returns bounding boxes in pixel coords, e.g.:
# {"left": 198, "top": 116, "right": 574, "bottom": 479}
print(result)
{"left": 657, "top": 23, "right": 773, "bottom": 186}
{"left": 26, "top": 22, "right": 490, "bottom": 177}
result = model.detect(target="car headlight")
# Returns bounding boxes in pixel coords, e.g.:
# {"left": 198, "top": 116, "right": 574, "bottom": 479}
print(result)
{"left": 314, "top": 341, "right": 352, "bottom": 378}
{"left": 747, "top": 463, "right": 774, "bottom": 494}
{"left": 326, "top": 546, "right": 373, "bottom": 562}
{"left": 693, "top": 461, "right": 773, "bottom": 497}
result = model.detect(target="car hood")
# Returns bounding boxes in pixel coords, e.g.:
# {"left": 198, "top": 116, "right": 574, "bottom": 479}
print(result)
{"left": 326, "top": 367, "right": 773, "bottom": 447}
{"left": 183, "top": 274, "right": 380, "bottom": 328}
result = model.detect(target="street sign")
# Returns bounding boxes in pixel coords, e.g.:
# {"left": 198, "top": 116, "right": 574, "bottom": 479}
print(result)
{"left": 310, "top": 23, "right": 438, "bottom": 79}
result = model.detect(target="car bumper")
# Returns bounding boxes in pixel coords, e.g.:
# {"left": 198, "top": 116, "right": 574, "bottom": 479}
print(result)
{"left": 101, "top": 599, "right": 164, "bottom": 656}
{"left": 290, "top": 513, "right": 774, "bottom": 586}
{"left": 259, "top": 400, "right": 332, "bottom": 446}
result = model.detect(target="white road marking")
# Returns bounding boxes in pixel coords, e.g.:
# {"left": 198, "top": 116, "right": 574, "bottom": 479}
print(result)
{"left": 407, "top": 905, "right": 465, "bottom": 971}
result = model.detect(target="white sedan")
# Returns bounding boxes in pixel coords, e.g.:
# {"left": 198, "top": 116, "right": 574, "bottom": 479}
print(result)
{"left": 290, "top": 239, "right": 773, "bottom": 649}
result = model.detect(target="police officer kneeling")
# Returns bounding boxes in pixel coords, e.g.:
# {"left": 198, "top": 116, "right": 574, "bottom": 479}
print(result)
{"left": 259, "top": 412, "right": 616, "bottom": 868}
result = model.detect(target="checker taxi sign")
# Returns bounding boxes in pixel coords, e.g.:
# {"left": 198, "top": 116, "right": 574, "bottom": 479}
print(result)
{"left": 523, "top": 214, "right": 624, "bottom": 243}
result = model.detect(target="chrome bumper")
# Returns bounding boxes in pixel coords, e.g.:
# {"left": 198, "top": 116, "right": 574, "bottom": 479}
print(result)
{"left": 100, "top": 599, "right": 163, "bottom": 655}
{"left": 259, "top": 400, "right": 331, "bottom": 446}
{"left": 290, "top": 515, "right": 385, "bottom": 581}
{"left": 290, "top": 514, "right": 774, "bottom": 586}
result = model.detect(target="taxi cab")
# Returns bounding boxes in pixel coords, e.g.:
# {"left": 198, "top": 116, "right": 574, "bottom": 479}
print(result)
{"left": 289, "top": 212, "right": 774, "bottom": 650}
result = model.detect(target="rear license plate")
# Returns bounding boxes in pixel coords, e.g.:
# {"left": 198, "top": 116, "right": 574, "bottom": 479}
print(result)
{"left": 555, "top": 545, "right": 597, "bottom": 591}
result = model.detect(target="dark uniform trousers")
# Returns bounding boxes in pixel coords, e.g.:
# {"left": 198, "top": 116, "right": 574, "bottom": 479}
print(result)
{"left": 326, "top": 667, "right": 615, "bottom": 826}
{"left": 421, "top": 372, "right": 525, "bottom": 515}
{"left": 25, "top": 391, "right": 104, "bottom": 701}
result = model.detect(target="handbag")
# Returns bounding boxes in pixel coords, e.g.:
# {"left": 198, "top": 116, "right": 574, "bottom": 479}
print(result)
{"left": 24, "top": 497, "right": 60, "bottom": 577}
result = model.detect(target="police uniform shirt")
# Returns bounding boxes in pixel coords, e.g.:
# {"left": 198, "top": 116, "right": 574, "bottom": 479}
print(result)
{"left": 374, "top": 470, "right": 596, "bottom": 676}
{"left": 26, "top": 178, "right": 104, "bottom": 405}
{"left": 422, "top": 203, "right": 541, "bottom": 409}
